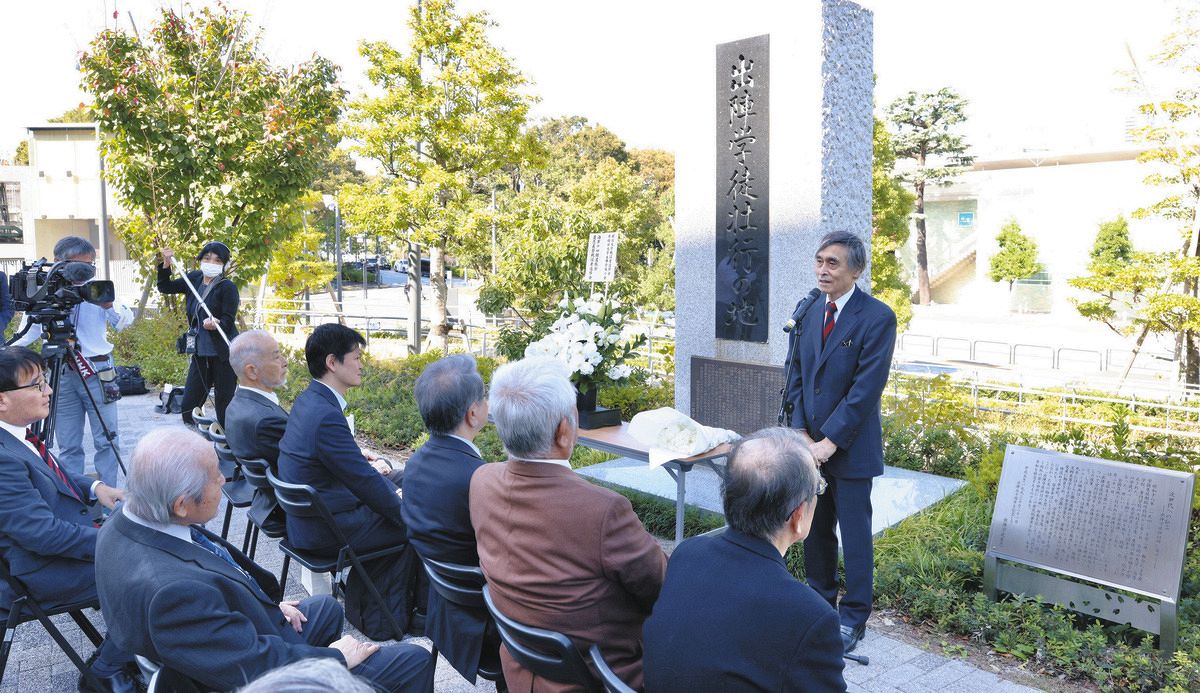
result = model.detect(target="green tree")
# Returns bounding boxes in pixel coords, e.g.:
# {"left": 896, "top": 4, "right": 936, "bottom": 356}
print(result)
{"left": 1070, "top": 217, "right": 1173, "bottom": 374}
{"left": 1122, "top": 5, "right": 1200, "bottom": 384}
{"left": 48, "top": 105, "right": 94, "bottom": 123}
{"left": 343, "top": 0, "right": 536, "bottom": 352}
{"left": 871, "top": 117, "right": 915, "bottom": 331}
{"left": 12, "top": 141, "right": 28, "bottom": 166}
{"left": 79, "top": 5, "right": 343, "bottom": 285}
{"left": 886, "top": 88, "right": 973, "bottom": 305}
{"left": 988, "top": 219, "right": 1043, "bottom": 290}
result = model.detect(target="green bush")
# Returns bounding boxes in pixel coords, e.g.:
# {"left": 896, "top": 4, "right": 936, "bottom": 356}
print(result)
{"left": 599, "top": 372, "right": 675, "bottom": 420}
{"left": 112, "top": 308, "right": 191, "bottom": 385}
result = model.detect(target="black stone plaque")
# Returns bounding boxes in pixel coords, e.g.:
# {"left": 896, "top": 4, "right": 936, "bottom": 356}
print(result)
{"left": 988, "top": 445, "right": 1194, "bottom": 600}
{"left": 715, "top": 34, "right": 770, "bottom": 343}
{"left": 690, "top": 356, "right": 782, "bottom": 434}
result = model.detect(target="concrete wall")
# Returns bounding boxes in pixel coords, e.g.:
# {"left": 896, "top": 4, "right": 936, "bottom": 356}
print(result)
{"left": 674, "top": 0, "right": 874, "bottom": 414}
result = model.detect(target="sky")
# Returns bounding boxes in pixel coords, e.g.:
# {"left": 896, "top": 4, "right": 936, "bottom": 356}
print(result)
{"left": 0, "top": 0, "right": 1184, "bottom": 162}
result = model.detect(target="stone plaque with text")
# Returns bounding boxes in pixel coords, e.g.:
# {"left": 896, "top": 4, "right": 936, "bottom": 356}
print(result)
{"left": 690, "top": 356, "right": 782, "bottom": 434}
{"left": 714, "top": 34, "right": 770, "bottom": 343}
{"left": 987, "top": 445, "right": 1193, "bottom": 599}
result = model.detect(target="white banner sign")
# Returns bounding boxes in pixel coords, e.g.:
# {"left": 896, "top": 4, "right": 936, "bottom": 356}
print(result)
{"left": 584, "top": 232, "right": 618, "bottom": 283}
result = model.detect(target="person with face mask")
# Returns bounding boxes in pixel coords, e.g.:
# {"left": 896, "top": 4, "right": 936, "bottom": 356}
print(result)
{"left": 12, "top": 236, "right": 134, "bottom": 489}
{"left": 157, "top": 241, "right": 241, "bottom": 427}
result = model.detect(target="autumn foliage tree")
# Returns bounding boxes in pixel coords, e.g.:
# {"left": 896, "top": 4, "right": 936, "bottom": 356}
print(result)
{"left": 79, "top": 5, "right": 342, "bottom": 285}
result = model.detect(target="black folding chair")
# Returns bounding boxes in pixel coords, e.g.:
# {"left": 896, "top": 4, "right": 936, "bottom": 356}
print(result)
{"left": 192, "top": 408, "right": 216, "bottom": 437}
{"left": 237, "top": 457, "right": 290, "bottom": 587}
{"left": 265, "top": 469, "right": 408, "bottom": 640}
{"left": 588, "top": 644, "right": 636, "bottom": 693}
{"left": 0, "top": 556, "right": 105, "bottom": 691}
{"left": 481, "top": 584, "right": 601, "bottom": 693}
{"left": 216, "top": 445, "right": 254, "bottom": 545}
{"left": 422, "top": 558, "right": 507, "bottom": 691}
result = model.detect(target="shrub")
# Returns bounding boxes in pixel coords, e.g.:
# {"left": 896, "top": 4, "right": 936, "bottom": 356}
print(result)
{"left": 112, "top": 308, "right": 191, "bottom": 385}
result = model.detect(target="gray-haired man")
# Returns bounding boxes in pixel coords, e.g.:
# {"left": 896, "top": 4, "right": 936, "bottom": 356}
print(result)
{"left": 14, "top": 236, "right": 133, "bottom": 487}
{"left": 95, "top": 427, "right": 431, "bottom": 692}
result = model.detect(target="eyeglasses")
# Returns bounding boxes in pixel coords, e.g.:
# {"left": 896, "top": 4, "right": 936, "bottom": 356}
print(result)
{"left": 3, "top": 377, "right": 49, "bottom": 393}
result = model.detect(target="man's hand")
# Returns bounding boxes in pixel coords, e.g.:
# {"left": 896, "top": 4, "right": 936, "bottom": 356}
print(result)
{"left": 98, "top": 302, "right": 114, "bottom": 310}
{"left": 369, "top": 459, "right": 392, "bottom": 475}
{"left": 796, "top": 429, "right": 815, "bottom": 448}
{"left": 159, "top": 247, "right": 174, "bottom": 267}
{"left": 330, "top": 635, "right": 379, "bottom": 669}
{"left": 202, "top": 317, "right": 218, "bottom": 331}
{"left": 279, "top": 600, "right": 307, "bottom": 633}
{"left": 95, "top": 483, "right": 125, "bottom": 510}
{"left": 809, "top": 438, "right": 838, "bottom": 466}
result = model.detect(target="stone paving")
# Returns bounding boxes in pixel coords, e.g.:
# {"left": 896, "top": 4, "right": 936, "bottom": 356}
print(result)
{"left": 1, "top": 393, "right": 1044, "bottom": 692}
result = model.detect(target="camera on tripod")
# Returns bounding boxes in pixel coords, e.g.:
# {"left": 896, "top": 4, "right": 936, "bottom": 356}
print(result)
{"left": 9, "top": 259, "right": 114, "bottom": 357}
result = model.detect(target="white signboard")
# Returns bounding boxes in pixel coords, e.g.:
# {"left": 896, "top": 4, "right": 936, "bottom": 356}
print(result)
{"left": 584, "top": 232, "right": 619, "bottom": 283}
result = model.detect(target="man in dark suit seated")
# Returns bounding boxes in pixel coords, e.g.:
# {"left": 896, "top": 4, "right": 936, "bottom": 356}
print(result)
{"left": 401, "top": 354, "right": 499, "bottom": 685}
{"left": 225, "top": 330, "right": 290, "bottom": 528}
{"left": 0, "top": 347, "right": 137, "bottom": 691}
{"left": 278, "top": 323, "right": 405, "bottom": 556}
{"left": 470, "top": 357, "right": 666, "bottom": 692}
{"left": 225, "top": 330, "right": 289, "bottom": 466}
{"left": 95, "top": 427, "right": 431, "bottom": 692}
{"left": 643, "top": 427, "right": 847, "bottom": 692}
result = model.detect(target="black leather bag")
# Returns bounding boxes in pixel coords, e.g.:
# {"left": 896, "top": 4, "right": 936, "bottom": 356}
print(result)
{"left": 176, "top": 328, "right": 197, "bottom": 355}
{"left": 344, "top": 547, "right": 423, "bottom": 640}
{"left": 115, "top": 365, "right": 149, "bottom": 395}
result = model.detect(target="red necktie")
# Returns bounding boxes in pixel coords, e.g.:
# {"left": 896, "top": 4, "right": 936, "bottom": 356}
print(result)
{"left": 822, "top": 302, "right": 837, "bottom": 347}
{"left": 25, "top": 428, "right": 81, "bottom": 501}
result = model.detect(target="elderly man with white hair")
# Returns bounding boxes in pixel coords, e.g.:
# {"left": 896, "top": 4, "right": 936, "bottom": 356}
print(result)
{"left": 94, "top": 427, "right": 432, "bottom": 692}
{"left": 469, "top": 356, "right": 666, "bottom": 692}
{"left": 224, "top": 330, "right": 290, "bottom": 467}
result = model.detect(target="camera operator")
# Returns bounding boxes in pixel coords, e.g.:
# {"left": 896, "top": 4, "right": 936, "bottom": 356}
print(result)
{"left": 12, "top": 237, "right": 133, "bottom": 489}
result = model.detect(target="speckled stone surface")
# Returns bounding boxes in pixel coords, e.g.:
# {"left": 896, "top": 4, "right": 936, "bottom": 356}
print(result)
{"left": 675, "top": 0, "right": 875, "bottom": 415}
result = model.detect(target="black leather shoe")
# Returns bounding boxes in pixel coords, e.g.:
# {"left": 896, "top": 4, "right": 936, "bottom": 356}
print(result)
{"left": 79, "top": 656, "right": 145, "bottom": 693}
{"left": 407, "top": 609, "right": 426, "bottom": 638}
{"left": 840, "top": 624, "right": 865, "bottom": 654}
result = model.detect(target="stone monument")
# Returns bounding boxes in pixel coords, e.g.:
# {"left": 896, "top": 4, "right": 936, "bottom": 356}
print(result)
{"left": 673, "top": 0, "right": 874, "bottom": 428}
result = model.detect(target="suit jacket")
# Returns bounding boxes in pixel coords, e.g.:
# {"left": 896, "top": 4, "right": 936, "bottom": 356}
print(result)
{"left": 643, "top": 530, "right": 847, "bottom": 692}
{"left": 156, "top": 265, "right": 240, "bottom": 359}
{"left": 470, "top": 460, "right": 666, "bottom": 692}
{"left": 225, "top": 388, "right": 288, "bottom": 527}
{"left": 96, "top": 508, "right": 342, "bottom": 691}
{"left": 401, "top": 434, "right": 487, "bottom": 681}
{"left": 0, "top": 427, "right": 98, "bottom": 611}
{"left": 277, "top": 381, "right": 405, "bottom": 552}
{"left": 785, "top": 286, "right": 897, "bottom": 479}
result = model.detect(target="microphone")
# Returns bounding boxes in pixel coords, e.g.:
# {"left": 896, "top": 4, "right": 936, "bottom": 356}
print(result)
{"left": 782, "top": 288, "right": 822, "bottom": 333}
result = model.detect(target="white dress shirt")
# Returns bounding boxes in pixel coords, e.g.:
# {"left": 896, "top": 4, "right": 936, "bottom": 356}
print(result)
{"left": 448, "top": 434, "right": 483, "bottom": 459}
{"left": 14, "top": 302, "right": 133, "bottom": 358}
{"left": 512, "top": 457, "right": 572, "bottom": 469}
{"left": 824, "top": 284, "right": 856, "bottom": 325}
{"left": 124, "top": 507, "right": 196, "bottom": 545}
{"left": 237, "top": 385, "right": 280, "bottom": 406}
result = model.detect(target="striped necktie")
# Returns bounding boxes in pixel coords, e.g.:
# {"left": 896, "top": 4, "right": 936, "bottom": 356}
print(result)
{"left": 24, "top": 428, "right": 81, "bottom": 501}
{"left": 822, "top": 302, "right": 837, "bottom": 347}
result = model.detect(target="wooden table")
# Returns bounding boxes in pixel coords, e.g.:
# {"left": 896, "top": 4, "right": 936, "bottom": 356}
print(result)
{"left": 576, "top": 423, "right": 732, "bottom": 543}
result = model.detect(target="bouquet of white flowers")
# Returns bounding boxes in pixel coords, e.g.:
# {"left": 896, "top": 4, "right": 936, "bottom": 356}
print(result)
{"left": 524, "top": 293, "right": 647, "bottom": 393}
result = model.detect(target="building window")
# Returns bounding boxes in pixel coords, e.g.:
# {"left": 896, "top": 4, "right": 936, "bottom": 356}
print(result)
{"left": 0, "top": 181, "right": 22, "bottom": 243}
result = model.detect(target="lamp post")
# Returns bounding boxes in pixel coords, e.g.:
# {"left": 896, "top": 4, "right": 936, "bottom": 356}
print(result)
{"left": 322, "top": 194, "right": 343, "bottom": 304}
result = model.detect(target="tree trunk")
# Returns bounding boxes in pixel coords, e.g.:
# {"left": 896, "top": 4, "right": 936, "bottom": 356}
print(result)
{"left": 430, "top": 240, "right": 450, "bottom": 353}
{"left": 325, "top": 282, "right": 345, "bottom": 325}
{"left": 914, "top": 180, "right": 930, "bottom": 305}
{"left": 134, "top": 274, "right": 155, "bottom": 322}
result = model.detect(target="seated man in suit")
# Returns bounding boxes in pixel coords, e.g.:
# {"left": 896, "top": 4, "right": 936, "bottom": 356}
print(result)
{"left": 95, "top": 427, "right": 431, "bottom": 692}
{"left": 401, "top": 354, "right": 499, "bottom": 684}
{"left": 225, "top": 330, "right": 289, "bottom": 529}
{"left": 277, "top": 323, "right": 405, "bottom": 555}
{"left": 0, "top": 346, "right": 136, "bottom": 692}
{"left": 225, "top": 330, "right": 289, "bottom": 467}
{"left": 643, "top": 427, "right": 847, "bottom": 692}
{"left": 470, "top": 357, "right": 666, "bottom": 692}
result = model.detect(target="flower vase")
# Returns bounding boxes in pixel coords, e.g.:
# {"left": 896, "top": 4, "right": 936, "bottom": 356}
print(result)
{"left": 575, "top": 384, "right": 621, "bottom": 430}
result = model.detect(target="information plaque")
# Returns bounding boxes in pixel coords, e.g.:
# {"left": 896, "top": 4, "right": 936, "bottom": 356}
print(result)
{"left": 690, "top": 356, "right": 782, "bottom": 434}
{"left": 985, "top": 445, "right": 1194, "bottom": 653}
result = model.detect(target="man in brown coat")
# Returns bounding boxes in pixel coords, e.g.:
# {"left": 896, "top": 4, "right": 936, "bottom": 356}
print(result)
{"left": 470, "top": 356, "right": 667, "bottom": 692}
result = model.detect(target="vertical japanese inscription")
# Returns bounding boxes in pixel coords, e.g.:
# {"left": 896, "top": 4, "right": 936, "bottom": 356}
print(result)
{"left": 715, "top": 35, "right": 770, "bottom": 342}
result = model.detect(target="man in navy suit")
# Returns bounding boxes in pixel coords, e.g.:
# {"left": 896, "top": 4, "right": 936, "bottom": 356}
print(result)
{"left": 225, "top": 330, "right": 290, "bottom": 528}
{"left": 643, "top": 427, "right": 846, "bottom": 692}
{"left": 401, "top": 354, "right": 499, "bottom": 685}
{"left": 0, "top": 346, "right": 136, "bottom": 691}
{"left": 96, "top": 427, "right": 430, "bottom": 692}
{"left": 785, "top": 230, "right": 897, "bottom": 653}
{"left": 277, "top": 323, "right": 405, "bottom": 556}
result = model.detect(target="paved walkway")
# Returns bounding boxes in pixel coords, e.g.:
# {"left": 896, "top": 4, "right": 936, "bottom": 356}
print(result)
{"left": 1, "top": 393, "right": 1043, "bottom": 692}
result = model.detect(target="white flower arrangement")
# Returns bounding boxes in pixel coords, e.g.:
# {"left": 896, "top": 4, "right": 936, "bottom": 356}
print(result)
{"left": 524, "top": 293, "right": 646, "bottom": 392}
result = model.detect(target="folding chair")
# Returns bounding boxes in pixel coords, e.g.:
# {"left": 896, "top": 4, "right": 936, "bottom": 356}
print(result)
{"left": 216, "top": 446, "right": 254, "bottom": 545}
{"left": 422, "top": 558, "right": 507, "bottom": 691}
{"left": 588, "top": 644, "right": 636, "bottom": 693}
{"left": 265, "top": 469, "right": 408, "bottom": 640}
{"left": 237, "top": 457, "right": 290, "bottom": 587}
{"left": 192, "top": 407, "right": 216, "bottom": 437}
{"left": 481, "top": 584, "right": 601, "bottom": 693}
{"left": 0, "top": 556, "right": 105, "bottom": 691}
